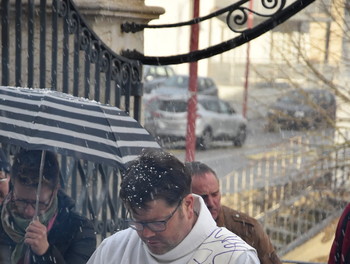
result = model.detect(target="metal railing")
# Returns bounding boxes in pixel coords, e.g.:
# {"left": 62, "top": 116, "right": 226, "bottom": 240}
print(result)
{"left": 221, "top": 130, "right": 350, "bottom": 257}
{"left": 0, "top": 0, "right": 142, "bottom": 240}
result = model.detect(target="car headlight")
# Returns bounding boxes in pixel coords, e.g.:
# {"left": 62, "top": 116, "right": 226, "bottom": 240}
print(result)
{"left": 294, "top": 111, "right": 305, "bottom": 118}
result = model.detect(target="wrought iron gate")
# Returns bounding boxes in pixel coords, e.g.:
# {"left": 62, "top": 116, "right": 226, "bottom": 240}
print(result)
{"left": 0, "top": 0, "right": 142, "bottom": 240}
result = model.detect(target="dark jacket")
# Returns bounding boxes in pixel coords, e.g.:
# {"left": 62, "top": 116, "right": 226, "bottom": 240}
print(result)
{"left": 0, "top": 190, "right": 96, "bottom": 264}
{"left": 328, "top": 203, "right": 350, "bottom": 264}
{"left": 216, "top": 205, "right": 281, "bottom": 264}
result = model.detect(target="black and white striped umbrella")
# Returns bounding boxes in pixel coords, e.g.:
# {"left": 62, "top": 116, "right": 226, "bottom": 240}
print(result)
{"left": 0, "top": 86, "right": 160, "bottom": 169}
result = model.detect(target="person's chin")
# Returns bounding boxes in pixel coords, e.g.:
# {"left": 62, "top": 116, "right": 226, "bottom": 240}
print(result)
{"left": 210, "top": 210, "right": 218, "bottom": 219}
{"left": 145, "top": 240, "right": 167, "bottom": 255}
{"left": 13, "top": 211, "right": 32, "bottom": 220}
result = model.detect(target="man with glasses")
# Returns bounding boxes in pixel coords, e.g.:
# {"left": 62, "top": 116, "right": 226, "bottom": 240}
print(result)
{"left": 0, "top": 149, "right": 96, "bottom": 263}
{"left": 88, "top": 149, "right": 259, "bottom": 264}
{"left": 0, "top": 149, "right": 11, "bottom": 205}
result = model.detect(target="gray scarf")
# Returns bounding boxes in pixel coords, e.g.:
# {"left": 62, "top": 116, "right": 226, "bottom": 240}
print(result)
{"left": 1, "top": 195, "right": 58, "bottom": 264}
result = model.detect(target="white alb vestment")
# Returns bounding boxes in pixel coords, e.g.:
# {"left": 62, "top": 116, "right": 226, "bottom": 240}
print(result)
{"left": 87, "top": 195, "right": 260, "bottom": 264}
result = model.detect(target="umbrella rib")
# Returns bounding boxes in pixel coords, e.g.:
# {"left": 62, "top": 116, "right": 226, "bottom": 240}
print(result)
{"left": 100, "top": 108, "right": 123, "bottom": 161}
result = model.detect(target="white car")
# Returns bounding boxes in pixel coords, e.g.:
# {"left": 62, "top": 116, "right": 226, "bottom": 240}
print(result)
{"left": 143, "top": 95, "right": 247, "bottom": 149}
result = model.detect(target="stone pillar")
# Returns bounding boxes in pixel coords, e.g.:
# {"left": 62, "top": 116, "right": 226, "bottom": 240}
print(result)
{"left": 76, "top": 0, "right": 165, "bottom": 53}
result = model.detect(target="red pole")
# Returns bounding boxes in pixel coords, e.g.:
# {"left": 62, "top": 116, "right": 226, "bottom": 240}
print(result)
{"left": 242, "top": 0, "right": 254, "bottom": 118}
{"left": 185, "top": 0, "right": 200, "bottom": 162}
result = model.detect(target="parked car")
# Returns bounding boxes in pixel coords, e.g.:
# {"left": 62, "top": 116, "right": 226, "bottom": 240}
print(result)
{"left": 143, "top": 65, "right": 176, "bottom": 93}
{"left": 253, "top": 80, "right": 291, "bottom": 89}
{"left": 267, "top": 89, "right": 336, "bottom": 130}
{"left": 150, "top": 75, "right": 219, "bottom": 97}
{"left": 143, "top": 95, "right": 247, "bottom": 149}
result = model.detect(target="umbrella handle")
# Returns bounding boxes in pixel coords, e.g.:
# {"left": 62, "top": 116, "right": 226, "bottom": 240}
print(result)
{"left": 34, "top": 150, "right": 46, "bottom": 220}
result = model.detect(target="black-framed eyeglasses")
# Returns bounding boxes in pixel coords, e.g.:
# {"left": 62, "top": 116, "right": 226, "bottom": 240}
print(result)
{"left": 11, "top": 190, "right": 55, "bottom": 211}
{"left": 126, "top": 199, "right": 183, "bottom": 232}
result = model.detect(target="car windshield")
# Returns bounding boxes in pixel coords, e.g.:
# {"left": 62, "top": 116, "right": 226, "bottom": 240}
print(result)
{"left": 199, "top": 100, "right": 219, "bottom": 112}
{"left": 158, "top": 100, "right": 188, "bottom": 113}
{"left": 163, "top": 76, "right": 189, "bottom": 88}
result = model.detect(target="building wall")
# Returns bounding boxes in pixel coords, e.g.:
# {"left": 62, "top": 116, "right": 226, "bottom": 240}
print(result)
{"left": 143, "top": 0, "right": 343, "bottom": 87}
{"left": 77, "top": 0, "right": 164, "bottom": 53}
{"left": 144, "top": 0, "right": 193, "bottom": 75}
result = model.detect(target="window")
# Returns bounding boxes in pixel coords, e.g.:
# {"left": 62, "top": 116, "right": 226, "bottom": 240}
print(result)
{"left": 200, "top": 100, "right": 220, "bottom": 113}
{"left": 219, "top": 101, "right": 235, "bottom": 114}
{"left": 159, "top": 100, "right": 188, "bottom": 113}
{"left": 198, "top": 79, "right": 207, "bottom": 92}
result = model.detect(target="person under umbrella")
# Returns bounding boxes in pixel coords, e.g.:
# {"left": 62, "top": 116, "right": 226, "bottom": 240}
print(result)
{"left": 0, "top": 149, "right": 96, "bottom": 264}
{"left": 0, "top": 149, "right": 11, "bottom": 205}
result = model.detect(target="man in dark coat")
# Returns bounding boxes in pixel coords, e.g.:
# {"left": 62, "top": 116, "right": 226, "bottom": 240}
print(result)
{"left": 0, "top": 149, "right": 96, "bottom": 264}
{"left": 185, "top": 161, "right": 281, "bottom": 264}
{"left": 328, "top": 202, "right": 350, "bottom": 264}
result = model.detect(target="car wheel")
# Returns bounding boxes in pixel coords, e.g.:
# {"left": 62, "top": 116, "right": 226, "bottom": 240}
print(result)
{"left": 197, "top": 128, "right": 212, "bottom": 150}
{"left": 233, "top": 125, "right": 246, "bottom": 147}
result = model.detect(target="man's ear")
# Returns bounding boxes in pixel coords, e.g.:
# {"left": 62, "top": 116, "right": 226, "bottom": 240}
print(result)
{"left": 183, "top": 194, "right": 195, "bottom": 216}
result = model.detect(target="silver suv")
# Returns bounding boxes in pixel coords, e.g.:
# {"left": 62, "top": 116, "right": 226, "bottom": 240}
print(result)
{"left": 144, "top": 95, "right": 247, "bottom": 149}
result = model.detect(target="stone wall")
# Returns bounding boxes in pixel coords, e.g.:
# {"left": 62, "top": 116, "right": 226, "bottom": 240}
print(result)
{"left": 76, "top": 0, "right": 164, "bottom": 53}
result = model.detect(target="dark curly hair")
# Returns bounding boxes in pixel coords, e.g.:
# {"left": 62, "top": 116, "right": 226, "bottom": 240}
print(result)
{"left": 11, "top": 149, "right": 59, "bottom": 190}
{"left": 120, "top": 149, "right": 191, "bottom": 212}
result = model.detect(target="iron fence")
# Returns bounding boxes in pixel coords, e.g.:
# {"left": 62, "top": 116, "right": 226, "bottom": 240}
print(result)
{"left": 221, "top": 130, "right": 350, "bottom": 257}
{"left": 0, "top": 0, "right": 143, "bottom": 240}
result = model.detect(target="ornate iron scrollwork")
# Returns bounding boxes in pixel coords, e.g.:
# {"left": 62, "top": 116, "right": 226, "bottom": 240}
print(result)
{"left": 68, "top": 10, "right": 79, "bottom": 34}
{"left": 57, "top": 0, "right": 67, "bottom": 17}
{"left": 111, "top": 60, "right": 121, "bottom": 82}
{"left": 80, "top": 28, "right": 91, "bottom": 51}
{"left": 122, "top": 0, "right": 287, "bottom": 34}
{"left": 100, "top": 50, "right": 110, "bottom": 73}
{"left": 121, "top": 0, "right": 315, "bottom": 65}
{"left": 89, "top": 40, "right": 100, "bottom": 64}
{"left": 56, "top": 0, "right": 142, "bottom": 92}
{"left": 226, "top": 0, "right": 286, "bottom": 32}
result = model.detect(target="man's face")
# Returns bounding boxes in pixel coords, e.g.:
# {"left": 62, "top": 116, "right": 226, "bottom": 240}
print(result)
{"left": 11, "top": 181, "right": 55, "bottom": 219}
{"left": 0, "top": 171, "right": 10, "bottom": 204}
{"left": 130, "top": 195, "right": 195, "bottom": 255}
{"left": 191, "top": 172, "right": 221, "bottom": 220}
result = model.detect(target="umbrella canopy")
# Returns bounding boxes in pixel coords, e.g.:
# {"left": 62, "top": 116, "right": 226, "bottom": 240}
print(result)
{"left": 0, "top": 86, "right": 160, "bottom": 169}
